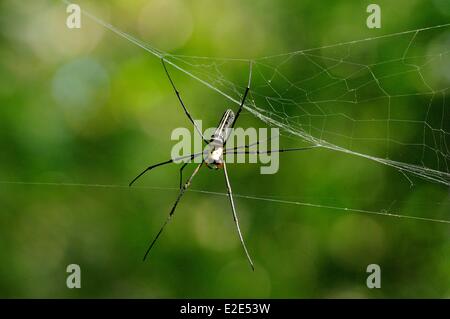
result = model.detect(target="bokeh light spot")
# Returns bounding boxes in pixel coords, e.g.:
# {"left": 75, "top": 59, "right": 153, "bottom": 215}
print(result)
{"left": 138, "top": 0, "right": 194, "bottom": 51}
{"left": 52, "top": 57, "right": 110, "bottom": 112}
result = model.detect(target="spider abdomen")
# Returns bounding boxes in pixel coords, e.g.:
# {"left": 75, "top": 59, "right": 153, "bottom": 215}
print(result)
{"left": 205, "top": 146, "right": 224, "bottom": 169}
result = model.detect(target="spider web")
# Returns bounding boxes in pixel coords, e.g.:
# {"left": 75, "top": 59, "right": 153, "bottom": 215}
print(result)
{"left": 164, "top": 28, "right": 450, "bottom": 187}
{"left": 76, "top": 11, "right": 450, "bottom": 186}
{"left": 69, "top": 1, "right": 450, "bottom": 187}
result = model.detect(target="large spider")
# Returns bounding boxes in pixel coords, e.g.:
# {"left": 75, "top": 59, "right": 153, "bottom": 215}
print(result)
{"left": 129, "top": 58, "right": 315, "bottom": 270}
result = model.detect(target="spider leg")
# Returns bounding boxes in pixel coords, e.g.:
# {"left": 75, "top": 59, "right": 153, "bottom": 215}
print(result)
{"left": 143, "top": 161, "right": 204, "bottom": 261}
{"left": 224, "top": 145, "right": 320, "bottom": 156}
{"left": 224, "top": 141, "right": 260, "bottom": 154}
{"left": 161, "top": 58, "right": 208, "bottom": 144}
{"left": 179, "top": 162, "right": 189, "bottom": 189}
{"left": 129, "top": 152, "right": 202, "bottom": 187}
{"left": 229, "top": 60, "right": 253, "bottom": 131}
{"left": 224, "top": 132, "right": 286, "bottom": 153}
{"left": 223, "top": 161, "right": 255, "bottom": 271}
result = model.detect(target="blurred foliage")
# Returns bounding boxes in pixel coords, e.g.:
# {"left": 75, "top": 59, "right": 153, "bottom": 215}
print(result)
{"left": 0, "top": 0, "right": 449, "bottom": 298}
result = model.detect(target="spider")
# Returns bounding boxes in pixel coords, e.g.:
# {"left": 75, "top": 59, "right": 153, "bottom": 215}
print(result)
{"left": 129, "top": 58, "right": 317, "bottom": 270}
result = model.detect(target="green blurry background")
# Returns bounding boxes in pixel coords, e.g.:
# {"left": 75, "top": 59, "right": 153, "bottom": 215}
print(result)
{"left": 0, "top": 0, "right": 449, "bottom": 298}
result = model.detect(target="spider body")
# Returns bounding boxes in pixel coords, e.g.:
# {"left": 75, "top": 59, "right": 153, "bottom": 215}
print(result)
{"left": 205, "top": 109, "right": 235, "bottom": 170}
